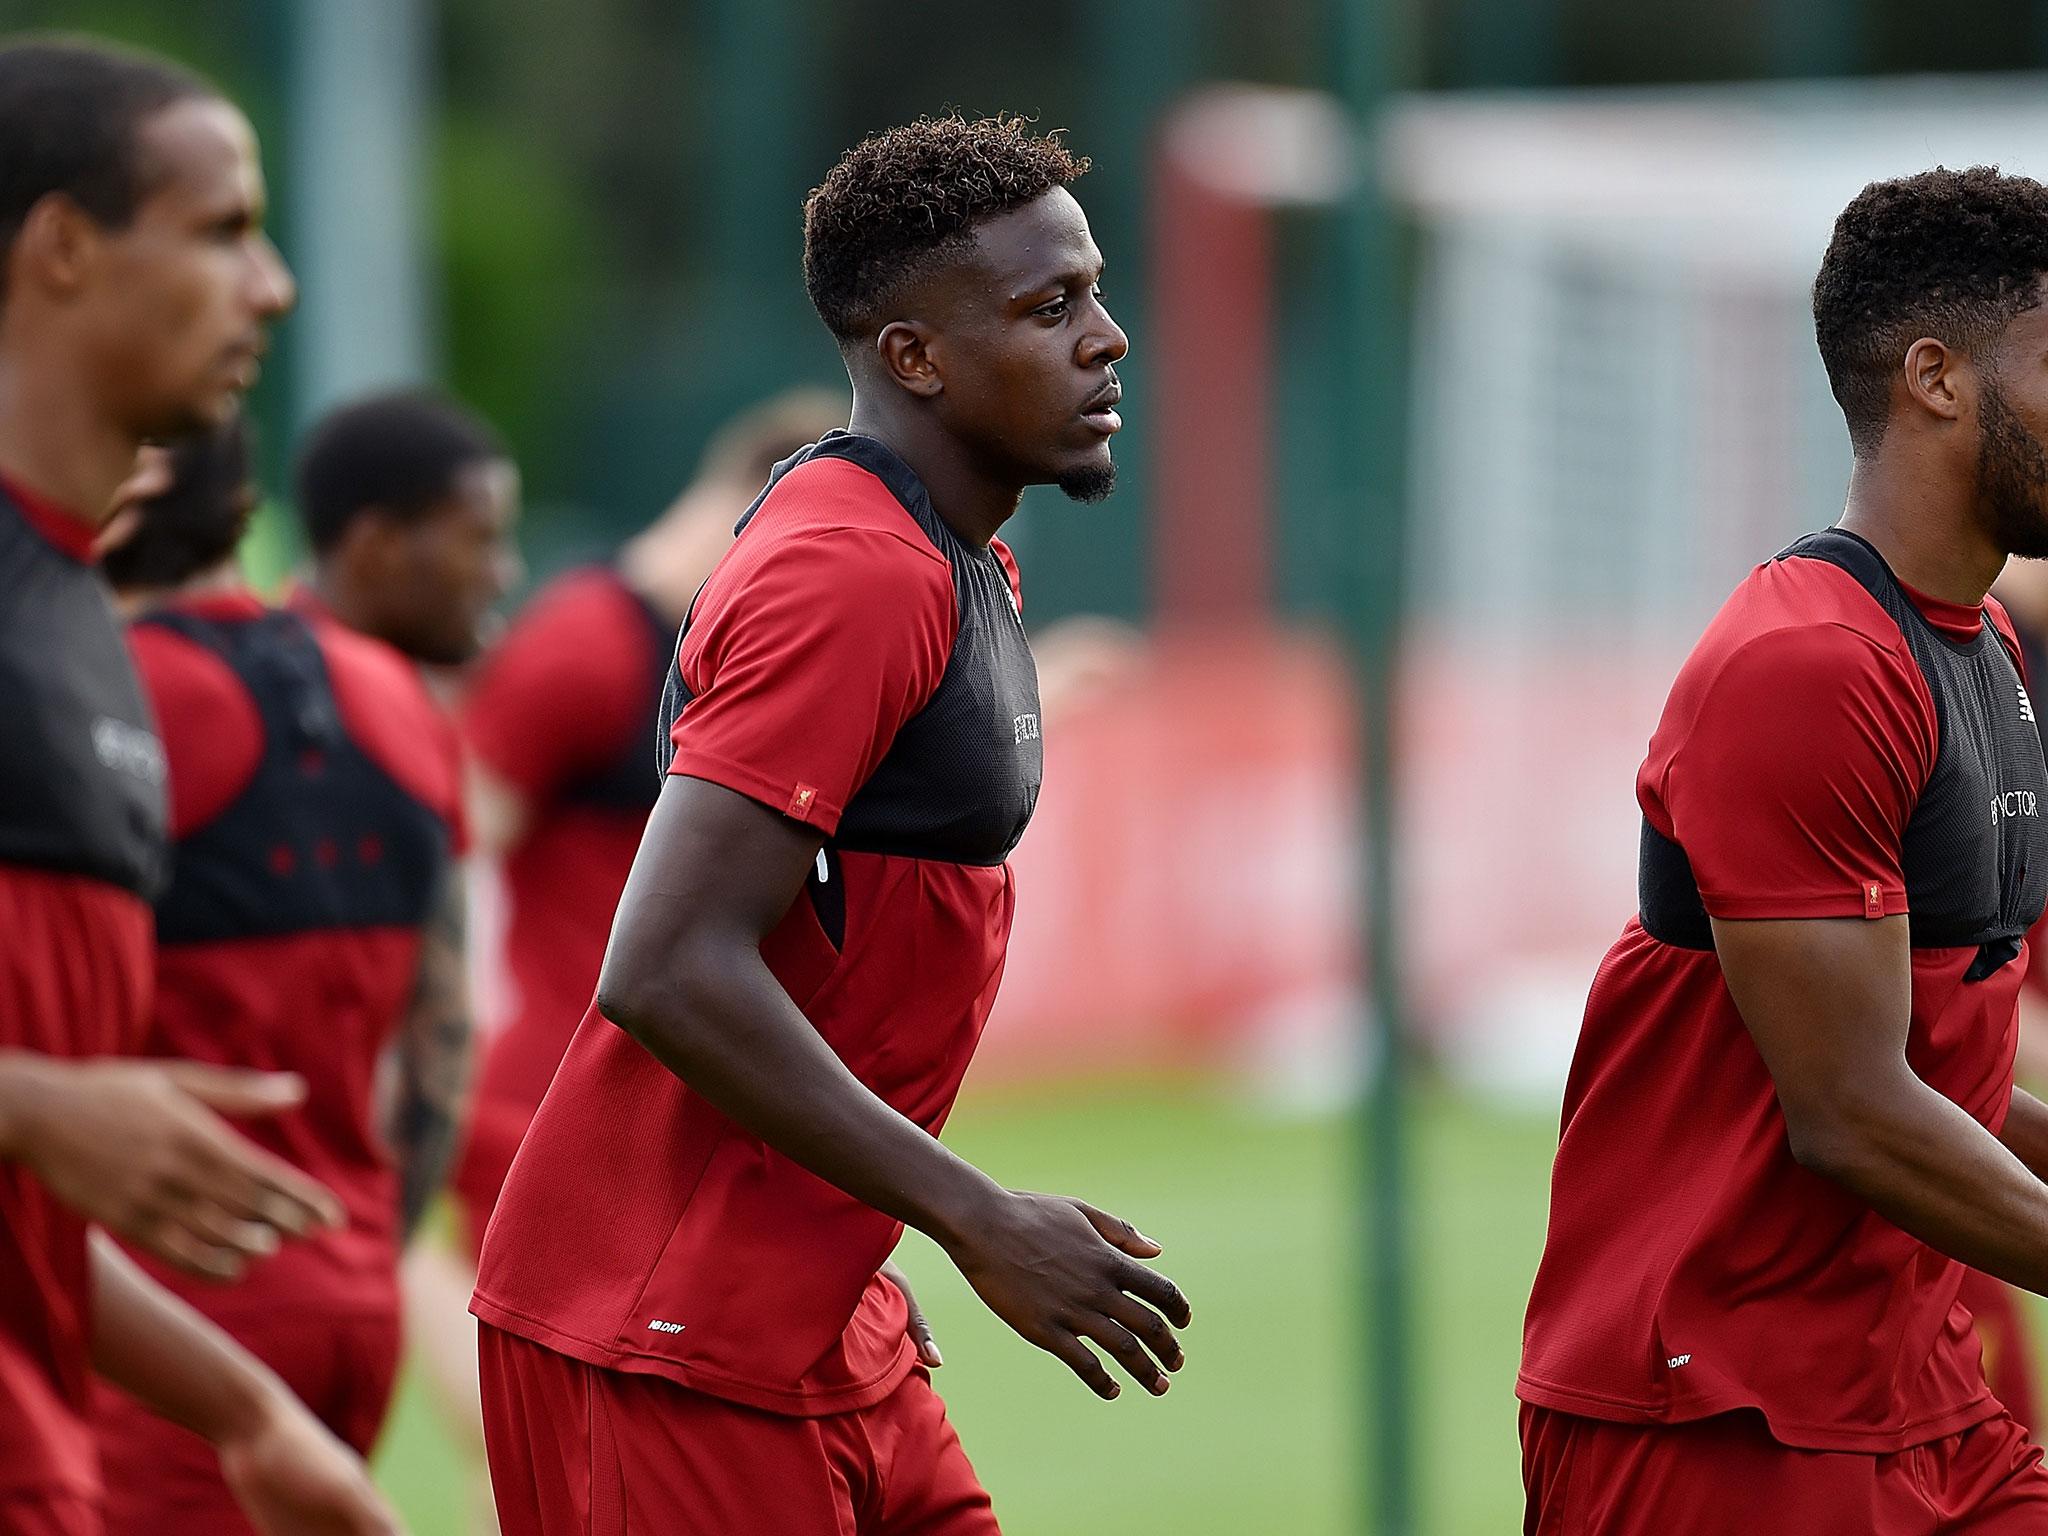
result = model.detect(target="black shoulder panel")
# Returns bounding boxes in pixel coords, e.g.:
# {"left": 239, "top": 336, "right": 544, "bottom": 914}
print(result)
{"left": 1639, "top": 528, "right": 2048, "bottom": 974}
{"left": 659, "top": 431, "right": 1041, "bottom": 866}
{"left": 557, "top": 569, "right": 673, "bottom": 815}
{"left": 0, "top": 495, "right": 166, "bottom": 895}
{"left": 140, "top": 608, "right": 450, "bottom": 944}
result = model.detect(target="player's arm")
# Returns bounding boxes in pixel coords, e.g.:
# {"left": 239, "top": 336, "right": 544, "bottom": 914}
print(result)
{"left": 1998, "top": 1085, "right": 2048, "bottom": 1180}
{"left": 386, "top": 862, "right": 474, "bottom": 1238}
{"left": 0, "top": 1052, "right": 341, "bottom": 1278}
{"left": 1716, "top": 916, "right": 2048, "bottom": 1291}
{"left": 597, "top": 776, "right": 1190, "bottom": 1399}
{"left": 89, "top": 1233, "right": 400, "bottom": 1535}
{"left": 465, "top": 758, "right": 530, "bottom": 857}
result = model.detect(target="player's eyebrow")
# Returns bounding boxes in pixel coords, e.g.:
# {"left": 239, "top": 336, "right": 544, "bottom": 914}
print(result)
{"left": 1011, "top": 255, "right": 1106, "bottom": 305}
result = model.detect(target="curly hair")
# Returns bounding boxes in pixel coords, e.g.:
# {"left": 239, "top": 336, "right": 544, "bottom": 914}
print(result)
{"left": 1814, "top": 166, "right": 2048, "bottom": 452}
{"left": 101, "top": 416, "right": 256, "bottom": 592}
{"left": 802, "top": 114, "right": 1088, "bottom": 342}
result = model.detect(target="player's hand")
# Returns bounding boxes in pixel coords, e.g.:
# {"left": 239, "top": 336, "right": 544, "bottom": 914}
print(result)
{"left": 0, "top": 1054, "right": 344, "bottom": 1279}
{"left": 218, "top": 1390, "right": 403, "bottom": 1536}
{"left": 882, "top": 1258, "right": 943, "bottom": 1368}
{"left": 942, "top": 1191, "right": 1190, "bottom": 1400}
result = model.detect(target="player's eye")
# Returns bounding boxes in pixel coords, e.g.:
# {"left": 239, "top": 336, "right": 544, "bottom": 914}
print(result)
{"left": 1034, "top": 297, "right": 1069, "bottom": 320}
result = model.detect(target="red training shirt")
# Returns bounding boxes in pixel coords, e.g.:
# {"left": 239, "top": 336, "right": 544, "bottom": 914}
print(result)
{"left": 454, "top": 567, "right": 667, "bottom": 1240}
{"left": 1520, "top": 556, "right": 2031, "bottom": 1452}
{"left": 0, "top": 476, "right": 159, "bottom": 1506}
{"left": 473, "top": 454, "right": 1020, "bottom": 1416}
{"left": 121, "top": 592, "right": 464, "bottom": 1322}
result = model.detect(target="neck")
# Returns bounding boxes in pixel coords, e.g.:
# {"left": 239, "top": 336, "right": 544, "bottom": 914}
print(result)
{"left": 1837, "top": 444, "right": 2006, "bottom": 607}
{"left": 116, "top": 558, "right": 245, "bottom": 621}
{"left": 307, "top": 562, "right": 376, "bottom": 637}
{"left": 848, "top": 390, "right": 1020, "bottom": 549}
{"left": 0, "top": 352, "right": 144, "bottom": 525}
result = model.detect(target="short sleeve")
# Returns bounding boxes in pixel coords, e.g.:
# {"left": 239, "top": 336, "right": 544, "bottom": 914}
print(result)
{"left": 461, "top": 571, "right": 655, "bottom": 805}
{"left": 127, "top": 624, "right": 262, "bottom": 840}
{"left": 1663, "top": 622, "right": 1935, "bottom": 921}
{"left": 667, "top": 527, "right": 953, "bottom": 834}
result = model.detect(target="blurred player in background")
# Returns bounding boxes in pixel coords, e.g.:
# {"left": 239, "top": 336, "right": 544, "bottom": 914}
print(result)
{"left": 286, "top": 387, "right": 519, "bottom": 1531}
{"left": 394, "top": 386, "right": 841, "bottom": 1531}
{"left": 472, "top": 114, "right": 1189, "bottom": 1535}
{"left": 1522, "top": 168, "right": 2048, "bottom": 1532}
{"left": 0, "top": 35, "right": 397, "bottom": 1536}
{"left": 450, "top": 385, "right": 844, "bottom": 1253}
{"left": 291, "top": 388, "right": 523, "bottom": 675}
{"left": 94, "top": 419, "right": 469, "bottom": 1535}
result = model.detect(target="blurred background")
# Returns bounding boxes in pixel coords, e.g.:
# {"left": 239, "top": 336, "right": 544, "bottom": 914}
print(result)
{"left": 25, "top": 0, "right": 2048, "bottom": 1531}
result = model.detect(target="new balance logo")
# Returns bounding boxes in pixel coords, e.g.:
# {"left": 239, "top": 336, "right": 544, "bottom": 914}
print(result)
{"left": 647, "top": 1319, "right": 686, "bottom": 1334}
{"left": 2023, "top": 684, "right": 2037, "bottom": 725}
{"left": 1014, "top": 713, "right": 1040, "bottom": 744}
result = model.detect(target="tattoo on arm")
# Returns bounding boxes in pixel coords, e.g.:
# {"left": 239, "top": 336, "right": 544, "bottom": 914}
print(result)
{"left": 388, "top": 866, "right": 474, "bottom": 1239}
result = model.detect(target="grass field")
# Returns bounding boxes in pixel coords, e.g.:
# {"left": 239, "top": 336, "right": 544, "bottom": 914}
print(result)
{"left": 372, "top": 1079, "right": 1562, "bottom": 1536}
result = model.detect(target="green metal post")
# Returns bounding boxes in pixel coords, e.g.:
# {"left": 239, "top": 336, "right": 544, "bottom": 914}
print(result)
{"left": 1051, "top": 0, "right": 1198, "bottom": 623}
{"left": 704, "top": 0, "right": 803, "bottom": 329}
{"left": 1763, "top": 0, "right": 1860, "bottom": 76}
{"left": 1449, "top": 0, "right": 1561, "bottom": 87}
{"left": 1336, "top": 0, "right": 1417, "bottom": 1531}
{"left": 700, "top": 0, "right": 819, "bottom": 409}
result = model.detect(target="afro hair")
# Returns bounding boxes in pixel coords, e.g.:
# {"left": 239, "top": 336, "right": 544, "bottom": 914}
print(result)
{"left": 802, "top": 113, "right": 1087, "bottom": 342}
{"left": 1814, "top": 166, "right": 2048, "bottom": 453}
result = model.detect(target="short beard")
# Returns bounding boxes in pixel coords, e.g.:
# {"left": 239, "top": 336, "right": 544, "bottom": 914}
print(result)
{"left": 1056, "top": 461, "right": 1116, "bottom": 504}
{"left": 1977, "top": 374, "right": 2048, "bottom": 558}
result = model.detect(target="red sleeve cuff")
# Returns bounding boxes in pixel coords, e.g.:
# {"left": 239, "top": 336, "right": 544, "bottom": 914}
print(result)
{"left": 667, "top": 747, "right": 842, "bottom": 835}
{"left": 1698, "top": 886, "right": 1907, "bottom": 921}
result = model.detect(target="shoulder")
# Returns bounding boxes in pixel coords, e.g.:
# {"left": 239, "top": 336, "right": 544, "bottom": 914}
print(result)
{"left": 472, "top": 565, "right": 651, "bottom": 693}
{"left": 1985, "top": 592, "right": 2027, "bottom": 668}
{"left": 991, "top": 537, "right": 1023, "bottom": 613}
{"left": 743, "top": 464, "right": 950, "bottom": 580}
{"left": 314, "top": 620, "right": 462, "bottom": 825}
{"left": 127, "top": 619, "right": 264, "bottom": 838}
{"left": 708, "top": 472, "right": 952, "bottom": 616}
{"left": 127, "top": 618, "right": 247, "bottom": 716}
{"left": 1656, "top": 556, "right": 1937, "bottom": 791}
{"left": 1681, "top": 556, "right": 1922, "bottom": 696}
{"left": 510, "top": 565, "right": 643, "bottom": 638}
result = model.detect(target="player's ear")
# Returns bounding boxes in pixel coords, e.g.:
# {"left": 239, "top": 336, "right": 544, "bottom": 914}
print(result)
{"left": 11, "top": 193, "right": 102, "bottom": 299}
{"left": 338, "top": 506, "right": 407, "bottom": 583}
{"left": 874, "top": 321, "right": 944, "bottom": 400}
{"left": 1902, "top": 336, "right": 1964, "bottom": 426}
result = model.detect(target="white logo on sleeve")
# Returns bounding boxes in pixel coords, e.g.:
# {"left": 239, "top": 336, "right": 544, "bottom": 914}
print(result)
{"left": 1013, "top": 713, "right": 1040, "bottom": 744}
{"left": 646, "top": 1319, "right": 686, "bottom": 1334}
{"left": 1666, "top": 1353, "right": 1691, "bottom": 1369}
{"left": 92, "top": 717, "right": 165, "bottom": 785}
{"left": 2023, "top": 683, "right": 2037, "bottom": 724}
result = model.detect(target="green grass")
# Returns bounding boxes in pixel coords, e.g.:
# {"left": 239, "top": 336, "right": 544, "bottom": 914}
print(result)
{"left": 371, "top": 1079, "right": 1561, "bottom": 1536}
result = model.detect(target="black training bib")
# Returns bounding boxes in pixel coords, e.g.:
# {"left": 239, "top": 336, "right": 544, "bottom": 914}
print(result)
{"left": 659, "top": 431, "right": 1042, "bottom": 867}
{"left": 1639, "top": 528, "right": 2048, "bottom": 978}
{"left": 0, "top": 492, "right": 166, "bottom": 896}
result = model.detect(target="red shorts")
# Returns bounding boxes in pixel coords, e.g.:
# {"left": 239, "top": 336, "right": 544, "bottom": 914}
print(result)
{"left": 1521, "top": 1404, "right": 2048, "bottom": 1535}
{"left": 479, "top": 1323, "right": 998, "bottom": 1535}
{"left": 94, "top": 1307, "right": 402, "bottom": 1536}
